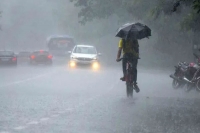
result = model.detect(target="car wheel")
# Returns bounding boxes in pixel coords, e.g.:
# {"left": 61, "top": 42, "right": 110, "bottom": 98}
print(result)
{"left": 12, "top": 63, "right": 17, "bottom": 67}
{"left": 48, "top": 63, "right": 53, "bottom": 66}
{"left": 30, "top": 61, "right": 35, "bottom": 66}
{"left": 47, "top": 60, "right": 53, "bottom": 66}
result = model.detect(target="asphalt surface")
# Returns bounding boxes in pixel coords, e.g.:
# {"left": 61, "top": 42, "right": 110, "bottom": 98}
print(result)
{"left": 0, "top": 61, "right": 200, "bottom": 133}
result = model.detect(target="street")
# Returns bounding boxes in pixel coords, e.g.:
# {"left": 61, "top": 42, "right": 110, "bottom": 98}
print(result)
{"left": 0, "top": 63, "right": 200, "bottom": 133}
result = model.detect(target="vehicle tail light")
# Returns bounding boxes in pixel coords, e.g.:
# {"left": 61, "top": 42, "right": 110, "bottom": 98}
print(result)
{"left": 12, "top": 57, "right": 17, "bottom": 61}
{"left": 47, "top": 55, "right": 53, "bottom": 59}
{"left": 40, "top": 50, "right": 44, "bottom": 53}
{"left": 30, "top": 55, "right": 35, "bottom": 59}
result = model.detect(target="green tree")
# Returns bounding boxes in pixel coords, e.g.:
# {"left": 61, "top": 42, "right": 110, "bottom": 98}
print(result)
{"left": 69, "top": 0, "right": 200, "bottom": 65}
{"left": 70, "top": 0, "right": 200, "bottom": 24}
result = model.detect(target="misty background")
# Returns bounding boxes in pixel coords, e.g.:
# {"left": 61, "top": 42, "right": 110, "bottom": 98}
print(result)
{"left": 1, "top": 1, "right": 200, "bottom": 132}
{"left": 0, "top": 0, "right": 198, "bottom": 68}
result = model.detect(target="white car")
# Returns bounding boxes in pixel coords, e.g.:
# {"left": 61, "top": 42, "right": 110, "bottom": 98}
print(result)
{"left": 68, "top": 45, "right": 101, "bottom": 69}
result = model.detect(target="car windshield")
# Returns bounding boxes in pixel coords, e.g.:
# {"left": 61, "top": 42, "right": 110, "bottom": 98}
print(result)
{"left": 33, "top": 51, "right": 49, "bottom": 55}
{"left": 47, "top": 37, "right": 75, "bottom": 50}
{"left": 0, "top": 51, "right": 14, "bottom": 56}
{"left": 73, "top": 46, "right": 97, "bottom": 54}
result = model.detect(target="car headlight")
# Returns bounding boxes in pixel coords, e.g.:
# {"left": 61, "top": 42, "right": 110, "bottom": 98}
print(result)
{"left": 92, "top": 62, "right": 99, "bottom": 69}
{"left": 69, "top": 61, "right": 76, "bottom": 67}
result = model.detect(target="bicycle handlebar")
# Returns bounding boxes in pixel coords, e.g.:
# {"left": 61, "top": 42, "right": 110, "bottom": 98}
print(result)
{"left": 118, "top": 58, "right": 124, "bottom": 62}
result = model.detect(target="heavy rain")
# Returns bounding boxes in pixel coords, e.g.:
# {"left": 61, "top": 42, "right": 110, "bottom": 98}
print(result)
{"left": 0, "top": 0, "right": 200, "bottom": 133}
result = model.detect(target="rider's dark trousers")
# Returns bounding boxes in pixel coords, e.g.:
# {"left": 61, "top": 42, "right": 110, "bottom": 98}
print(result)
{"left": 122, "top": 53, "right": 138, "bottom": 83}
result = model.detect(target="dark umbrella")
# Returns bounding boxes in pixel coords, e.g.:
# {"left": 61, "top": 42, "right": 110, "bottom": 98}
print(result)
{"left": 116, "top": 22, "right": 151, "bottom": 40}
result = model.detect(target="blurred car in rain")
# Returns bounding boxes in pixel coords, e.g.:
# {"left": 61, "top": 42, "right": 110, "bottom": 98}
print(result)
{"left": 68, "top": 45, "right": 101, "bottom": 70}
{"left": 0, "top": 50, "right": 17, "bottom": 66}
{"left": 17, "top": 51, "right": 31, "bottom": 63}
{"left": 29, "top": 50, "right": 53, "bottom": 65}
{"left": 46, "top": 35, "right": 75, "bottom": 56}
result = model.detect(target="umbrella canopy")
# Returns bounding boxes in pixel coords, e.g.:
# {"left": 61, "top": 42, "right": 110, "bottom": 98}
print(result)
{"left": 116, "top": 22, "right": 151, "bottom": 40}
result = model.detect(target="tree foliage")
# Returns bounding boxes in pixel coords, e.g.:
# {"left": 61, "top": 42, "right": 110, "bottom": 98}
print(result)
{"left": 69, "top": 0, "right": 200, "bottom": 63}
{"left": 70, "top": 0, "right": 155, "bottom": 24}
{"left": 70, "top": 0, "right": 200, "bottom": 29}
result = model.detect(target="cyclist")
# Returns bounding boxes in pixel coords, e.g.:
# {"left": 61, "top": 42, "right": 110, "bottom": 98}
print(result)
{"left": 116, "top": 38, "right": 140, "bottom": 93}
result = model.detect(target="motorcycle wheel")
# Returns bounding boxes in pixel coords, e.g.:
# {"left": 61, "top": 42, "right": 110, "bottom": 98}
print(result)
{"left": 196, "top": 79, "right": 200, "bottom": 92}
{"left": 185, "top": 83, "right": 194, "bottom": 92}
{"left": 172, "top": 79, "right": 181, "bottom": 89}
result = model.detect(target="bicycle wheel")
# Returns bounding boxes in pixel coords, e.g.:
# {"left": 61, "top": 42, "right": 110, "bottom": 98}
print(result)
{"left": 126, "top": 73, "right": 133, "bottom": 97}
{"left": 128, "top": 84, "right": 133, "bottom": 97}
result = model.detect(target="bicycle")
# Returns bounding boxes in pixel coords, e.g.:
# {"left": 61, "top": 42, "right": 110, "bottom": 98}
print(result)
{"left": 118, "top": 56, "right": 137, "bottom": 97}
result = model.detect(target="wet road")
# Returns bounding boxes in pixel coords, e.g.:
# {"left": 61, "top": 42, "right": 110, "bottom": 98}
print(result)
{"left": 0, "top": 63, "right": 200, "bottom": 133}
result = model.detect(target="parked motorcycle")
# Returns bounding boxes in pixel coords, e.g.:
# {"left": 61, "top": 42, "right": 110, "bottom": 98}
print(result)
{"left": 170, "top": 61, "right": 189, "bottom": 89}
{"left": 169, "top": 52, "right": 200, "bottom": 92}
{"left": 183, "top": 53, "right": 200, "bottom": 92}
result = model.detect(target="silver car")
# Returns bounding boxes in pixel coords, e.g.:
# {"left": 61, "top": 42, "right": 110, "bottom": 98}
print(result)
{"left": 68, "top": 45, "right": 101, "bottom": 69}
